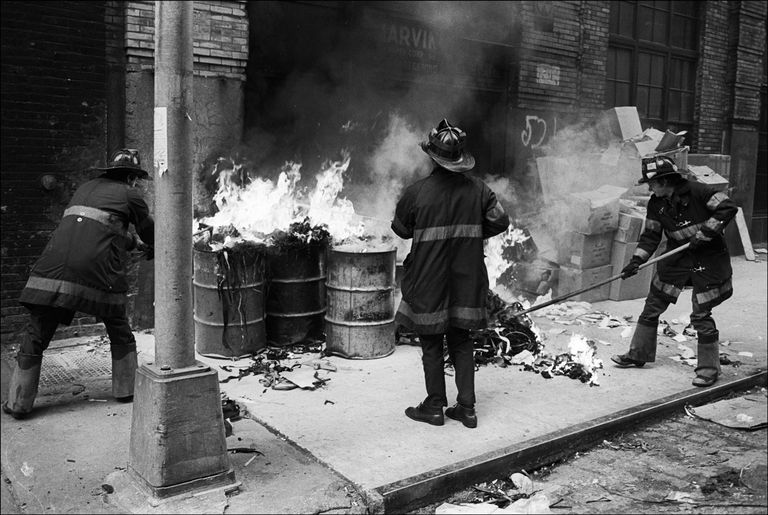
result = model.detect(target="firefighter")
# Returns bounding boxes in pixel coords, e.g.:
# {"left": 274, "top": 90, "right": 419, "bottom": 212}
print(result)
{"left": 392, "top": 119, "right": 510, "bottom": 428}
{"left": 611, "top": 155, "right": 738, "bottom": 387}
{"left": 3, "top": 149, "right": 154, "bottom": 419}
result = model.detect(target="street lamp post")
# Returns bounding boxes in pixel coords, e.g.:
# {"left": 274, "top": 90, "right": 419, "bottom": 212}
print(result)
{"left": 124, "top": 1, "right": 238, "bottom": 500}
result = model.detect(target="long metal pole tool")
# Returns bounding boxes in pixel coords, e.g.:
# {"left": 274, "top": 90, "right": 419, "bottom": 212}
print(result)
{"left": 513, "top": 242, "right": 691, "bottom": 317}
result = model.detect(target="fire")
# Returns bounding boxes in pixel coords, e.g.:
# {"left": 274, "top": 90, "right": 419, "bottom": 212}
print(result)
{"left": 198, "top": 151, "right": 366, "bottom": 249}
{"left": 485, "top": 226, "right": 531, "bottom": 289}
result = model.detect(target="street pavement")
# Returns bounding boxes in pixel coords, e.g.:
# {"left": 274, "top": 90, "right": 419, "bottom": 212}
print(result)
{"left": 1, "top": 254, "right": 766, "bottom": 514}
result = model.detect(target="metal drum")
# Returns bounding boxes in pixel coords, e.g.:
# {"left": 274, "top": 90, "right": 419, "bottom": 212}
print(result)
{"left": 265, "top": 242, "right": 327, "bottom": 346}
{"left": 193, "top": 244, "right": 267, "bottom": 359}
{"left": 325, "top": 244, "right": 396, "bottom": 359}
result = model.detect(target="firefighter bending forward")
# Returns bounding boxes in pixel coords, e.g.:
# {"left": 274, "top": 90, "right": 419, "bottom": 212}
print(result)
{"left": 3, "top": 149, "right": 155, "bottom": 419}
{"left": 611, "top": 156, "right": 737, "bottom": 387}
{"left": 392, "top": 119, "right": 510, "bottom": 429}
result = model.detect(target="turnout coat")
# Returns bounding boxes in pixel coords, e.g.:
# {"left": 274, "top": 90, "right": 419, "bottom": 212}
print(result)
{"left": 392, "top": 166, "right": 510, "bottom": 334}
{"left": 19, "top": 175, "right": 154, "bottom": 320}
{"left": 633, "top": 179, "right": 738, "bottom": 311}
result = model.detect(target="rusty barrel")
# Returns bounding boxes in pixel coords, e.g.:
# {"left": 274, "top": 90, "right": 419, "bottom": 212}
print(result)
{"left": 325, "top": 244, "right": 396, "bottom": 359}
{"left": 265, "top": 242, "right": 327, "bottom": 346}
{"left": 193, "top": 243, "right": 267, "bottom": 359}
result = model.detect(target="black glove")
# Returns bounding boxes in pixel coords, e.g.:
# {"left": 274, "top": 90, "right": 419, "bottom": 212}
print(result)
{"left": 621, "top": 257, "right": 642, "bottom": 279}
{"left": 689, "top": 230, "right": 711, "bottom": 249}
{"left": 136, "top": 241, "right": 154, "bottom": 261}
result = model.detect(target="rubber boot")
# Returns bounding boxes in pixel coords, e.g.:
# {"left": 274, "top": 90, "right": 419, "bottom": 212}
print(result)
{"left": 693, "top": 334, "right": 720, "bottom": 387}
{"left": 111, "top": 347, "right": 137, "bottom": 402}
{"left": 626, "top": 322, "right": 658, "bottom": 362}
{"left": 2, "top": 353, "right": 42, "bottom": 419}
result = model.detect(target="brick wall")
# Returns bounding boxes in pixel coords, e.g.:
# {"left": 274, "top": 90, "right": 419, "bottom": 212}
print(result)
{"left": 515, "top": 0, "right": 609, "bottom": 118}
{"left": 517, "top": 1, "right": 581, "bottom": 111}
{"left": 1, "top": 1, "right": 109, "bottom": 342}
{"left": 123, "top": 0, "right": 248, "bottom": 78}
{"left": 576, "top": 1, "right": 610, "bottom": 112}
{"left": 695, "top": 2, "right": 731, "bottom": 153}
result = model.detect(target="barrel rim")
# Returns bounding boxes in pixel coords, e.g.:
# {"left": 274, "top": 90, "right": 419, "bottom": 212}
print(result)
{"left": 330, "top": 244, "right": 396, "bottom": 255}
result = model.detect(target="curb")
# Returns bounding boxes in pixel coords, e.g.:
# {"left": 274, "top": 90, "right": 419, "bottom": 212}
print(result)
{"left": 374, "top": 371, "right": 768, "bottom": 512}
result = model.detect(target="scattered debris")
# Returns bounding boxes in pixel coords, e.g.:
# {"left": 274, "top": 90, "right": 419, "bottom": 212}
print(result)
{"left": 20, "top": 462, "right": 33, "bottom": 477}
{"left": 685, "top": 393, "right": 768, "bottom": 430}
{"left": 737, "top": 351, "right": 754, "bottom": 358}
{"left": 227, "top": 447, "right": 264, "bottom": 455}
{"left": 218, "top": 343, "right": 332, "bottom": 390}
{"left": 433, "top": 472, "right": 553, "bottom": 514}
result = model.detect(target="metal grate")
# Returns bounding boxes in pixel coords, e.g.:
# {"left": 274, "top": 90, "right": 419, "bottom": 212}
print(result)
{"left": 2, "top": 346, "right": 113, "bottom": 388}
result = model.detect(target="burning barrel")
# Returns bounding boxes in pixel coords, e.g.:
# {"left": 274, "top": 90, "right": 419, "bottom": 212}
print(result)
{"left": 325, "top": 244, "right": 396, "bottom": 359}
{"left": 265, "top": 242, "right": 327, "bottom": 346}
{"left": 193, "top": 243, "right": 267, "bottom": 358}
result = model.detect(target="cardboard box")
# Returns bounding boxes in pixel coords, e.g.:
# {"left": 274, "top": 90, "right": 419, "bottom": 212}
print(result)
{"left": 609, "top": 241, "right": 655, "bottom": 301}
{"left": 605, "top": 106, "right": 643, "bottom": 140}
{"left": 567, "top": 184, "right": 627, "bottom": 234}
{"left": 614, "top": 211, "right": 646, "bottom": 243}
{"left": 554, "top": 264, "right": 613, "bottom": 303}
{"left": 687, "top": 154, "right": 730, "bottom": 180}
{"left": 558, "top": 230, "right": 615, "bottom": 269}
{"left": 687, "top": 165, "right": 728, "bottom": 192}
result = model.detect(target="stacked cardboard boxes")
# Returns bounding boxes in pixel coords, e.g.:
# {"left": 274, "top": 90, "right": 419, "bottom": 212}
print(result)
{"left": 609, "top": 207, "right": 655, "bottom": 301}
{"left": 554, "top": 184, "right": 626, "bottom": 302}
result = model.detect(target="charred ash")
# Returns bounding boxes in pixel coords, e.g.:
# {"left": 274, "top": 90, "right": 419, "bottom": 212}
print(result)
{"left": 219, "top": 342, "right": 325, "bottom": 387}
{"left": 439, "top": 290, "right": 604, "bottom": 386}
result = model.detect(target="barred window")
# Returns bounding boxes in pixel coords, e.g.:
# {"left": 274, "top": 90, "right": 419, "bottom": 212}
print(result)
{"left": 606, "top": 1, "right": 700, "bottom": 139}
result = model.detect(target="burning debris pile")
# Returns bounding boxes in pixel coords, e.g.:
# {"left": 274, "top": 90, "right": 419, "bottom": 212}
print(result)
{"left": 460, "top": 290, "right": 604, "bottom": 386}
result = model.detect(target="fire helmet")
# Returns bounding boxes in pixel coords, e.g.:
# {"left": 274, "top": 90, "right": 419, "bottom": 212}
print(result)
{"left": 98, "top": 148, "right": 151, "bottom": 179}
{"left": 638, "top": 155, "right": 680, "bottom": 184}
{"left": 420, "top": 119, "right": 475, "bottom": 172}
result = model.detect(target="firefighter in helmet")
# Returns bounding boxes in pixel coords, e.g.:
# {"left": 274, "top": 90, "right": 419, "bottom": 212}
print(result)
{"left": 611, "top": 155, "right": 738, "bottom": 387}
{"left": 3, "top": 149, "right": 154, "bottom": 418}
{"left": 392, "top": 119, "right": 510, "bottom": 428}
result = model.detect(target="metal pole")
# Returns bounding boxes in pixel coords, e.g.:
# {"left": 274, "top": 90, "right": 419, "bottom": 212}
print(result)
{"left": 513, "top": 243, "right": 691, "bottom": 317}
{"left": 154, "top": 1, "right": 195, "bottom": 369}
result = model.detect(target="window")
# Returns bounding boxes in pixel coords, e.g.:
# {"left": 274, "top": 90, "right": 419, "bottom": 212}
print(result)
{"left": 606, "top": 1, "right": 700, "bottom": 138}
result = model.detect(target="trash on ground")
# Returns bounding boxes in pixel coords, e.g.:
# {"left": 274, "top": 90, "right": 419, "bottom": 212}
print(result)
{"left": 672, "top": 333, "right": 688, "bottom": 342}
{"left": 435, "top": 473, "right": 553, "bottom": 514}
{"left": 677, "top": 344, "right": 695, "bottom": 359}
{"left": 719, "top": 353, "right": 741, "bottom": 366}
{"left": 620, "top": 326, "right": 633, "bottom": 338}
{"left": 737, "top": 351, "right": 754, "bottom": 358}
{"left": 664, "top": 490, "right": 699, "bottom": 504}
{"left": 227, "top": 446, "right": 264, "bottom": 455}
{"left": 510, "top": 473, "right": 534, "bottom": 495}
{"left": 685, "top": 392, "right": 768, "bottom": 430}
{"left": 436, "top": 494, "right": 552, "bottom": 514}
{"left": 218, "top": 342, "right": 333, "bottom": 390}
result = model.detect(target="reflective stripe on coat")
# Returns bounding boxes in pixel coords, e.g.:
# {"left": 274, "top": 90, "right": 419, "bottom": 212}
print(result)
{"left": 392, "top": 167, "right": 509, "bottom": 334}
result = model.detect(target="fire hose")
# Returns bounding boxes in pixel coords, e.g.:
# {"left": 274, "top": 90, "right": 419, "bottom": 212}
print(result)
{"left": 512, "top": 242, "right": 691, "bottom": 317}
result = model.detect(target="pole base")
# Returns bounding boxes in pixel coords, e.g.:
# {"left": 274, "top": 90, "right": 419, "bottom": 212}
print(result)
{"left": 127, "top": 361, "right": 238, "bottom": 498}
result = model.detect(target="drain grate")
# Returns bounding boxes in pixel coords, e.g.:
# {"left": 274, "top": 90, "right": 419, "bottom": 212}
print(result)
{"left": 2, "top": 347, "right": 113, "bottom": 388}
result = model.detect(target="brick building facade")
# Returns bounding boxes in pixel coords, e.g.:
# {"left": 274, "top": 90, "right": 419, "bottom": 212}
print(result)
{"left": 1, "top": 0, "right": 765, "bottom": 346}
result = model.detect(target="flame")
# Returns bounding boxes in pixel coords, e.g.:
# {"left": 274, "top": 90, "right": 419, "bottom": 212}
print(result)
{"left": 566, "top": 334, "right": 603, "bottom": 386}
{"left": 198, "top": 152, "right": 367, "bottom": 248}
{"left": 484, "top": 226, "right": 532, "bottom": 289}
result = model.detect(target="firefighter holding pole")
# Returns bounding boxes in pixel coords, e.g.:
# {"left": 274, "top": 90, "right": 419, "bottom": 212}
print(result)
{"left": 611, "top": 155, "right": 738, "bottom": 387}
{"left": 3, "top": 149, "right": 154, "bottom": 418}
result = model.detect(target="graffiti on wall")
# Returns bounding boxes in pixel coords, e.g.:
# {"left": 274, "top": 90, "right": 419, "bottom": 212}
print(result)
{"left": 520, "top": 113, "right": 557, "bottom": 150}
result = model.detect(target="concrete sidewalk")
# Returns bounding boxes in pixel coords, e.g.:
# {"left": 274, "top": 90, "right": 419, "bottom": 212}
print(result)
{"left": 1, "top": 256, "right": 766, "bottom": 513}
